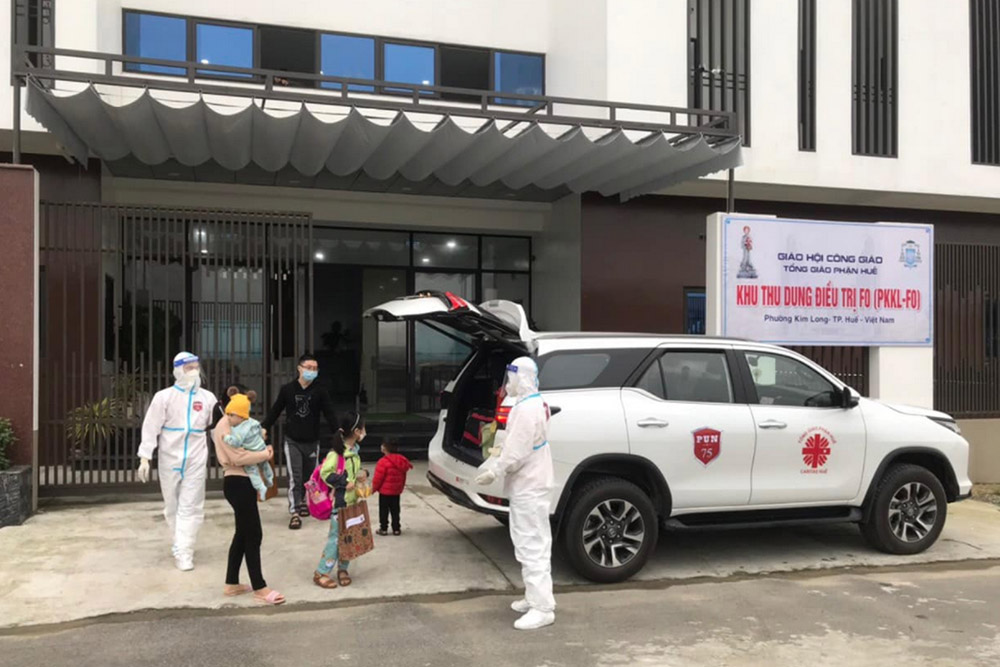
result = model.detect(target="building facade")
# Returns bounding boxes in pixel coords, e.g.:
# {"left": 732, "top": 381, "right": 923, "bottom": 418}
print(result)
{"left": 2, "top": 0, "right": 999, "bottom": 494}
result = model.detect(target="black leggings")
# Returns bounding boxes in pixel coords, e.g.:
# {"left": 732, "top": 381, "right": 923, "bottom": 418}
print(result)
{"left": 224, "top": 476, "right": 267, "bottom": 590}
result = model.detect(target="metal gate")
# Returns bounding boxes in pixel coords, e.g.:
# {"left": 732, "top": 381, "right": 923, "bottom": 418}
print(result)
{"left": 38, "top": 203, "right": 313, "bottom": 494}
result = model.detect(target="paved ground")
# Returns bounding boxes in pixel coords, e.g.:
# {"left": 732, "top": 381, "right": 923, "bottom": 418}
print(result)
{"left": 2, "top": 562, "right": 999, "bottom": 666}
{"left": 1, "top": 462, "right": 999, "bottom": 630}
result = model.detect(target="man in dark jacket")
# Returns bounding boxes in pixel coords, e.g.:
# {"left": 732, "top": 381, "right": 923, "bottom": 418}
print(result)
{"left": 261, "top": 353, "right": 339, "bottom": 529}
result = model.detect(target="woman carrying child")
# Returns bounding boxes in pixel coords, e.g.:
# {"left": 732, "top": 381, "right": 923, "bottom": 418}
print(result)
{"left": 313, "top": 411, "right": 368, "bottom": 589}
{"left": 213, "top": 388, "right": 285, "bottom": 605}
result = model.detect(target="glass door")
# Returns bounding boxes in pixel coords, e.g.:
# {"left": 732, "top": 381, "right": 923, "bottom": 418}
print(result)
{"left": 411, "top": 272, "right": 476, "bottom": 413}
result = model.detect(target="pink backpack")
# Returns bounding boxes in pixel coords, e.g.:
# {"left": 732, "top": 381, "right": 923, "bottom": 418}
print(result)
{"left": 305, "top": 453, "right": 344, "bottom": 521}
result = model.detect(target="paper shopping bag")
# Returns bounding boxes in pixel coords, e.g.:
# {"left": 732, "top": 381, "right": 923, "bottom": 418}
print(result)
{"left": 337, "top": 500, "right": 375, "bottom": 560}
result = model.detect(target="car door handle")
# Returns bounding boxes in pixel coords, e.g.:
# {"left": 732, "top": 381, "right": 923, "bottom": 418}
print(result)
{"left": 637, "top": 418, "right": 669, "bottom": 428}
{"left": 758, "top": 420, "right": 787, "bottom": 430}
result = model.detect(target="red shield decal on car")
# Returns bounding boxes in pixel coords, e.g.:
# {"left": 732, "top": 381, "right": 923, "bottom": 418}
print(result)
{"left": 693, "top": 427, "right": 721, "bottom": 466}
{"left": 193, "top": 401, "right": 203, "bottom": 412}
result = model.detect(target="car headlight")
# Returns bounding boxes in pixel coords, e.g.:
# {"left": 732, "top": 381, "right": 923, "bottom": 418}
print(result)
{"left": 929, "top": 417, "right": 961, "bottom": 435}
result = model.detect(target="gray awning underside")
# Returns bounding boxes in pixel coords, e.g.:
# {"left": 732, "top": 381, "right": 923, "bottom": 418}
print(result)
{"left": 26, "top": 81, "right": 742, "bottom": 201}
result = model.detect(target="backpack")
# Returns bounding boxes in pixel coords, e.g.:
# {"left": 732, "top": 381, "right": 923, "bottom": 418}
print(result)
{"left": 305, "top": 453, "right": 344, "bottom": 521}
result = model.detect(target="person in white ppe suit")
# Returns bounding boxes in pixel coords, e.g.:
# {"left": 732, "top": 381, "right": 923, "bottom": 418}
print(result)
{"left": 475, "top": 357, "right": 555, "bottom": 631}
{"left": 136, "top": 352, "right": 219, "bottom": 571}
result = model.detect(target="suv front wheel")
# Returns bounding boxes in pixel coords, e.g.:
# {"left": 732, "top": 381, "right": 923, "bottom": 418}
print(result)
{"left": 561, "top": 477, "right": 658, "bottom": 583}
{"left": 861, "top": 463, "right": 947, "bottom": 555}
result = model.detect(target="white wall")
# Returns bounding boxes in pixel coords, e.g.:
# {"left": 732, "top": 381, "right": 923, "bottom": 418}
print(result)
{"left": 5, "top": 0, "right": 1000, "bottom": 206}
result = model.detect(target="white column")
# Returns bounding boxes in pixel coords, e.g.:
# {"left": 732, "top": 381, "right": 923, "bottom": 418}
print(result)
{"left": 868, "top": 347, "right": 934, "bottom": 409}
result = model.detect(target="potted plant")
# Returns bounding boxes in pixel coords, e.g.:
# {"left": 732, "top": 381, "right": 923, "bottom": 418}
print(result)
{"left": 0, "top": 417, "right": 32, "bottom": 527}
{"left": 65, "top": 370, "right": 148, "bottom": 471}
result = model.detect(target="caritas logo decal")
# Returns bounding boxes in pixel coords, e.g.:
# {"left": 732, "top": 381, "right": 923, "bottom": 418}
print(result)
{"left": 799, "top": 427, "right": 835, "bottom": 474}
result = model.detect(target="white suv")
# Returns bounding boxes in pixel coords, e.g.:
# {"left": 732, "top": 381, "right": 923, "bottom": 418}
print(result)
{"left": 367, "top": 293, "right": 973, "bottom": 583}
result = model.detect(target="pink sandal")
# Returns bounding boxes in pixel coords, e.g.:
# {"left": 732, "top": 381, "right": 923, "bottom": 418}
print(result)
{"left": 254, "top": 589, "right": 286, "bottom": 606}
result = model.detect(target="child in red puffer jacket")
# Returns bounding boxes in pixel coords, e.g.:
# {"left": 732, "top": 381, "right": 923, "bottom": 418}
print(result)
{"left": 372, "top": 439, "right": 413, "bottom": 536}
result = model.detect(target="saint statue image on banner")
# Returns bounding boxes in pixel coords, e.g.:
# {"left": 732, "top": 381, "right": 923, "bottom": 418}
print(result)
{"left": 737, "top": 225, "right": 758, "bottom": 279}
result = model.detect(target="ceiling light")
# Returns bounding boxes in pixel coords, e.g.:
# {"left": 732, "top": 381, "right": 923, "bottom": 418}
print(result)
{"left": 421, "top": 257, "right": 430, "bottom": 263}
{"left": 421, "top": 80, "right": 430, "bottom": 85}
{"left": 200, "top": 249, "right": 209, "bottom": 254}
{"left": 446, "top": 240, "right": 457, "bottom": 249}
{"left": 200, "top": 59, "right": 210, "bottom": 65}
{"left": 315, "top": 251, "right": 325, "bottom": 261}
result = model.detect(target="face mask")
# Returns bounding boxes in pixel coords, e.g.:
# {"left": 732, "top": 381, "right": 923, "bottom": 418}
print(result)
{"left": 302, "top": 370, "right": 318, "bottom": 382}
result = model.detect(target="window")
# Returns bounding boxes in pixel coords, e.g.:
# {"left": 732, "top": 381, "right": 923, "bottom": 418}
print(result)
{"left": 15, "top": 0, "right": 55, "bottom": 69}
{"left": 636, "top": 351, "right": 733, "bottom": 403}
{"left": 413, "top": 234, "right": 477, "bottom": 269}
{"left": 384, "top": 42, "right": 436, "bottom": 92}
{"left": 494, "top": 52, "right": 544, "bottom": 106}
{"left": 320, "top": 34, "right": 375, "bottom": 92}
{"left": 684, "top": 289, "right": 706, "bottom": 334}
{"left": 971, "top": 0, "right": 1000, "bottom": 165}
{"left": 482, "top": 236, "right": 530, "bottom": 271}
{"left": 313, "top": 228, "right": 410, "bottom": 266}
{"left": 540, "top": 353, "right": 611, "bottom": 390}
{"left": 852, "top": 0, "right": 898, "bottom": 157}
{"left": 440, "top": 45, "right": 490, "bottom": 102}
{"left": 260, "top": 26, "right": 315, "bottom": 87}
{"left": 124, "top": 12, "right": 187, "bottom": 75}
{"left": 195, "top": 22, "right": 254, "bottom": 78}
{"left": 744, "top": 352, "right": 839, "bottom": 407}
{"left": 799, "top": 0, "right": 817, "bottom": 152}
{"left": 688, "top": 0, "right": 751, "bottom": 145}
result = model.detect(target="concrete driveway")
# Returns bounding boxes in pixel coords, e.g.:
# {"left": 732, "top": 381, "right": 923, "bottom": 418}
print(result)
{"left": 1, "top": 462, "right": 998, "bottom": 630}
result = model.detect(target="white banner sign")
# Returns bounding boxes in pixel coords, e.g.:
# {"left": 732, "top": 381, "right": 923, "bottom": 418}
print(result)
{"left": 720, "top": 216, "right": 933, "bottom": 346}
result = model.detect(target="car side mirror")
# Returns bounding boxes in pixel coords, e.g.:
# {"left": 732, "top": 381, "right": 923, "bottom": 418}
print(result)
{"left": 840, "top": 387, "right": 860, "bottom": 409}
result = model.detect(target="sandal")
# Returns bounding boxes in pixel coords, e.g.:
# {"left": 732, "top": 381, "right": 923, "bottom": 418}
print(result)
{"left": 253, "top": 589, "right": 286, "bottom": 605}
{"left": 376, "top": 528, "right": 388, "bottom": 536}
{"left": 393, "top": 529, "right": 401, "bottom": 536}
{"left": 289, "top": 516, "right": 302, "bottom": 530}
{"left": 313, "top": 572, "right": 337, "bottom": 589}
{"left": 337, "top": 570, "right": 352, "bottom": 587}
{"left": 297, "top": 507, "right": 311, "bottom": 518}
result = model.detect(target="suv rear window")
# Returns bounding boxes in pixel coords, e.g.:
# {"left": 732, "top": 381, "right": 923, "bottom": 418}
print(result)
{"left": 538, "top": 348, "right": 651, "bottom": 391}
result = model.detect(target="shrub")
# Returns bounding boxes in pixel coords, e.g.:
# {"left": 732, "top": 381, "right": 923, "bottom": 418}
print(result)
{"left": 0, "top": 418, "right": 16, "bottom": 471}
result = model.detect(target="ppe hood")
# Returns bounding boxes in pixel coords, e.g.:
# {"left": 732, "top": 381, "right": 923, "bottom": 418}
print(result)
{"left": 364, "top": 292, "right": 534, "bottom": 352}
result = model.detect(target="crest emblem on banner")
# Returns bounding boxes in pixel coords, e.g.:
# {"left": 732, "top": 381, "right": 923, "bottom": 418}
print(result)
{"left": 899, "top": 240, "right": 922, "bottom": 269}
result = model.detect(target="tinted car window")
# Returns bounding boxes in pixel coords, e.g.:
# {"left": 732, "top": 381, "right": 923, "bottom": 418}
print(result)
{"left": 744, "top": 351, "right": 838, "bottom": 407}
{"left": 660, "top": 351, "right": 734, "bottom": 404}
{"left": 635, "top": 359, "right": 666, "bottom": 399}
{"left": 538, "top": 348, "right": 651, "bottom": 391}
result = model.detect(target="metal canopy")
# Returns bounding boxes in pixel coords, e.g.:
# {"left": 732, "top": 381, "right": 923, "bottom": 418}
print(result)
{"left": 17, "top": 47, "right": 742, "bottom": 202}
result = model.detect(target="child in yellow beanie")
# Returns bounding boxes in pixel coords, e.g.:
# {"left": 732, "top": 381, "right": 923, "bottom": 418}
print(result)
{"left": 223, "top": 387, "right": 274, "bottom": 501}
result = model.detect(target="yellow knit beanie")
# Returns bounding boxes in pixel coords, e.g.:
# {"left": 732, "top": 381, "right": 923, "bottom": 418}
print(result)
{"left": 226, "top": 393, "right": 251, "bottom": 420}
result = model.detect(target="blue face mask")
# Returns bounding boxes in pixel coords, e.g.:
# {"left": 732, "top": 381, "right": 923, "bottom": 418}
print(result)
{"left": 302, "top": 369, "right": 318, "bottom": 382}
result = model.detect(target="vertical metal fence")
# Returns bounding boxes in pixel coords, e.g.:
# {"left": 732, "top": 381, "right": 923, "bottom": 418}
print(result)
{"left": 934, "top": 244, "right": 1000, "bottom": 417}
{"left": 38, "top": 203, "right": 313, "bottom": 494}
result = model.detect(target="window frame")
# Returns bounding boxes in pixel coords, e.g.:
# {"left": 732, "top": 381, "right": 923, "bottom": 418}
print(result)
{"left": 191, "top": 18, "right": 258, "bottom": 80}
{"left": 119, "top": 10, "right": 545, "bottom": 105}
{"left": 683, "top": 287, "right": 707, "bottom": 335}
{"left": 628, "top": 347, "right": 748, "bottom": 405}
{"left": 736, "top": 348, "right": 845, "bottom": 409}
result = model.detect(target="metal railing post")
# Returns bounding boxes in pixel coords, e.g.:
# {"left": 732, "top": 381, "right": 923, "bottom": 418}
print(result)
{"left": 12, "top": 78, "right": 22, "bottom": 164}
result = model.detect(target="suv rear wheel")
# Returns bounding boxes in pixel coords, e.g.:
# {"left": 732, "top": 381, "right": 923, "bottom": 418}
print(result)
{"left": 561, "top": 477, "right": 658, "bottom": 583}
{"left": 860, "top": 463, "right": 947, "bottom": 555}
